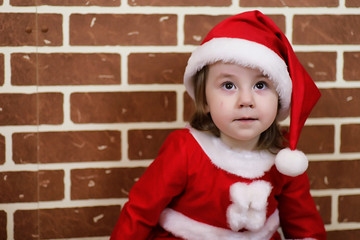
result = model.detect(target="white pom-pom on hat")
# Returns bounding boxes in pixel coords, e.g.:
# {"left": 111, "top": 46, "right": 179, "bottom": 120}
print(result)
{"left": 275, "top": 148, "right": 308, "bottom": 177}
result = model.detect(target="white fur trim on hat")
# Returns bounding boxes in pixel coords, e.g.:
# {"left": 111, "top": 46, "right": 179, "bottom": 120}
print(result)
{"left": 275, "top": 148, "right": 308, "bottom": 177}
{"left": 184, "top": 37, "right": 292, "bottom": 120}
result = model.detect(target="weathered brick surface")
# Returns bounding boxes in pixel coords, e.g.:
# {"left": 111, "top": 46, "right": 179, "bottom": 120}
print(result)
{"left": 13, "top": 209, "right": 38, "bottom": 240}
{"left": 128, "top": 129, "right": 175, "bottom": 160}
{"left": 0, "top": 210, "right": 6, "bottom": 240}
{"left": 327, "top": 229, "right": 360, "bottom": 240}
{"left": 1, "top": 3, "right": 359, "bottom": 239}
{"left": 343, "top": 52, "right": 360, "bottom": 81}
{"left": 129, "top": 0, "right": 231, "bottom": 6}
{"left": 312, "top": 196, "right": 331, "bottom": 224}
{"left": 296, "top": 52, "right": 337, "bottom": 82}
{"left": 128, "top": 53, "right": 190, "bottom": 84}
{"left": 240, "top": 0, "right": 338, "bottom": 7}
{"left": 346, "top": 0, "right": 360, "bottom": 7}
{"left": 0, "top": 134, "right": 4, "bottom": 165}
{"left": 71, "top": 167, "right": 146, "bottom": 199}
{"left": 14, "top": 206, "right": 120, "bottom": 239}
{"left": 0, "top": 172, "right": 38, "bottom": 203}
{"left": 293, "top": 15, "right": 360, "bottom": 44}
{"left": 0, "top": 13, "right": 62, "bottom": 46}
{"left": 341, "top": 124, "right": 360, "bottom": 152}
{"left": 184, "top": 15, "right": 231, "bottom": 45}
{"left": 11, "top": 53, "right": 121, "bottom": 85}
{"left": 338, "top": 195, "right": 360, "bottom": 222}
{"left": 184, "top": 15, "right": 285, "bottom": 45}
{"left": 11, "top": 0, "right": 120, "bottom": 6}
{"left": 0, "top": 53, "right": 3, "bottom": 85}
{"left": 0, "top": 93, "right": 63, "bottom": 125}
{"left": 310, "top": 89, "right": 360, "bottom": 118}
{"left": 308, "top": 160, "right": 360, "bottom": 189}
{"left": 0, "top": 170, "right": 64, "bottom": 203}
{"left": 71, "top": 92, "right": 176, "bottom": 123}
{"left": 297, "top": 125, "right": 334, "bottom": 154}
{"left": 13, "top": 131, "right": 121, "bottom": 164}
{"left": 70, "top": 14, "right": 177, "bottom": 46}
{"left": 39, "top": 170, "right": 65, "bottom": 201}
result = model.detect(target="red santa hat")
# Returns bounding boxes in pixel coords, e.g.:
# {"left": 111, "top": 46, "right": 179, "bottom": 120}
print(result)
{"left": 184, "top": 10, "right": 321, "bottom": 177}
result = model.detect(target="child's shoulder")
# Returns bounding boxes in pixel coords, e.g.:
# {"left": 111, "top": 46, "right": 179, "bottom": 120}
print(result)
{"left": 165, "top": 128, "right": 198, "bottom": 145}
{"left": 167, "top": 128, "right": 190, "bottom": 138}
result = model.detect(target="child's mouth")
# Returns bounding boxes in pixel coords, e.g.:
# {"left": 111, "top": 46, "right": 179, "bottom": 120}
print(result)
{"left": 234, "top": 117, "right": 257, "bottom": 121}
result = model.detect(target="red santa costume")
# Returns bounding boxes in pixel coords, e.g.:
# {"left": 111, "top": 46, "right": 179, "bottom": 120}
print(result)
{"left": 110, "top": 11, "right": 326, "bottom": 240}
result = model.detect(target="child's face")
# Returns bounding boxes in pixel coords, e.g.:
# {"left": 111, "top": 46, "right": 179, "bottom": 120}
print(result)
{"left": 205, "top": 62, "right": 279, "bottom": 150}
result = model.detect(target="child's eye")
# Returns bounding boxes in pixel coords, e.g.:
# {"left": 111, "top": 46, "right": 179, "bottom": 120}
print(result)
{"left": 254, "top": 81, "right": 267, "bottom": 90}
{"left": 222, "top": 81, "right": 236, "bottom": 90}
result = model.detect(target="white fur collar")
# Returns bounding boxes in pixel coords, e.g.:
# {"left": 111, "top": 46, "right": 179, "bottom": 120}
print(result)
{"left": 188, "top": 127, "right": 275, "bottom": 179}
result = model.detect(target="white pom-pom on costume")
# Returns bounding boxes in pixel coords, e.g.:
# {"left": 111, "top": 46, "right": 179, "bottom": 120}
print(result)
{"left": 275, "top": 148, "right": 308, "bottom": 177}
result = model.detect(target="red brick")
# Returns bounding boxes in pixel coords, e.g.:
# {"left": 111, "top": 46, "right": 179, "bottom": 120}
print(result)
{"left": 341, "top": 124, "right": 360, "bottom": 152}
{"left": 312, "top": 196, "right": 331, "bottom": 225}
{"left": 71, "top": 92, "right": 176, "bottom": 123}
{"left": 240, "top": 0, "right": 338, "bottom": 7}
{"left": 128, "top": 129, "right": 175, "bottom": 160}
{"left": 14, "top": 206, "right": 120, "bottom": 239}
{"left": 11, "top": 0, "right": 120, "bottom": 6}
{"left": 129, "top": 0, "right": 230, "bottom": 6}
{"left": 184, "top": 14, "right": 285, "bottom": 45}
{"left": 308, "top": 160, "right": 360, "bottom": 189}
{"left": 183, "top": 92, "right": 195, "bottom": 122}
{"left": 343, "top": 52, "right": 360, "bottom": 81}
{"left": 70, "top": 14, "right": 177, "bottom": 46}
{"left": 310, "top": 89, "right": 360, "bottom": 118}
{"left": 338, "top": 195, "right": 360, "bottom": 222}
{"left": 296, "top": 52, "right": 336, "bottom": 82}
{"left": 0, "top": 134, "right": 4, "bottom": 165}
{"left": 128, "top": 53, "right": 190, "bottom": 84}
{"left": 0, "top": 93, "right": 63, "bottom": 125}
{"left": 11, "top": 53, "right": 121, "bottom": 85}
{"left": 0, "top": 210, "right": 6, "bottom": 240}
{"left": 297, "top": 125, "right": 334, "bottom": 154}
{"left": 13, "top": 131, "right": 121, "bottom": 164}
{"left": 184, "top": 15, "right": 230, "bottom": 45}
{"left": 327, "top": 229, "right": 360, "bottom": 240}
{"left": 71, "top": 167, "right": 146, "bottom": 199}
{"left": 0, "top": 54, "right": 4, "bottom": 85}
{"left": 39, "top": 170, "right": 65, "bottom": 201}
{"left": 14, "top": 209, "right": 38, "bottom": 240}
{"left": 0, "top": 170, "right": 64, "bottom": 203}
{"left": 293, "top": 15, "right": 360, "bottom": 44}
{"left": 346, "top": 0, "right": 360, "bottom": 7}
{"left": 0, "top": 13, "right": 62, "bottom": 46}
{"left": 12, "top": 133, "right": 37, "bottom": 164}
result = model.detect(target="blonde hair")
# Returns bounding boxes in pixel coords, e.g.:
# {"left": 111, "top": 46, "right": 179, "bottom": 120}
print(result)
{"left": 189, "top": 66, "right": 285, "bottom": 151}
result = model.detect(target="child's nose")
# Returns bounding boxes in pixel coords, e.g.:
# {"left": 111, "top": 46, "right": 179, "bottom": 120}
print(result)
{"left": 237, "top": 90, "right": 254, "bottom": 108}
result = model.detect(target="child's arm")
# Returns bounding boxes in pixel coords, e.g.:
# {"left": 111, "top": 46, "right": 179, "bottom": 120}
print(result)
{"left": 277, "top": 173, "right": 326, "bottom": 240}
{"left": 110, "top": 130, "right": 188, "bottom": 239}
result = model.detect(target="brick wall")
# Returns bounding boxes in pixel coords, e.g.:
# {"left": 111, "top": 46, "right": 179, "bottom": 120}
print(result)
{"left": 0, "top": 0, "right": 359, "bottom": 239}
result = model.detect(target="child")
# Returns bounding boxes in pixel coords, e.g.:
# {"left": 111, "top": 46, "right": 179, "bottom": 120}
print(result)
{"left": 110, "top": 10, "right": 326, "bottom": 239}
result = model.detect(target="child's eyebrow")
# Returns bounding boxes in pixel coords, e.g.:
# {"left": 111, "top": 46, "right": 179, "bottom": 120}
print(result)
{"left": 215, "top": 73, "right": 236, "bottom": 79}
{"left": 255, "top": 73, "right": 270, "bottom": 79}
